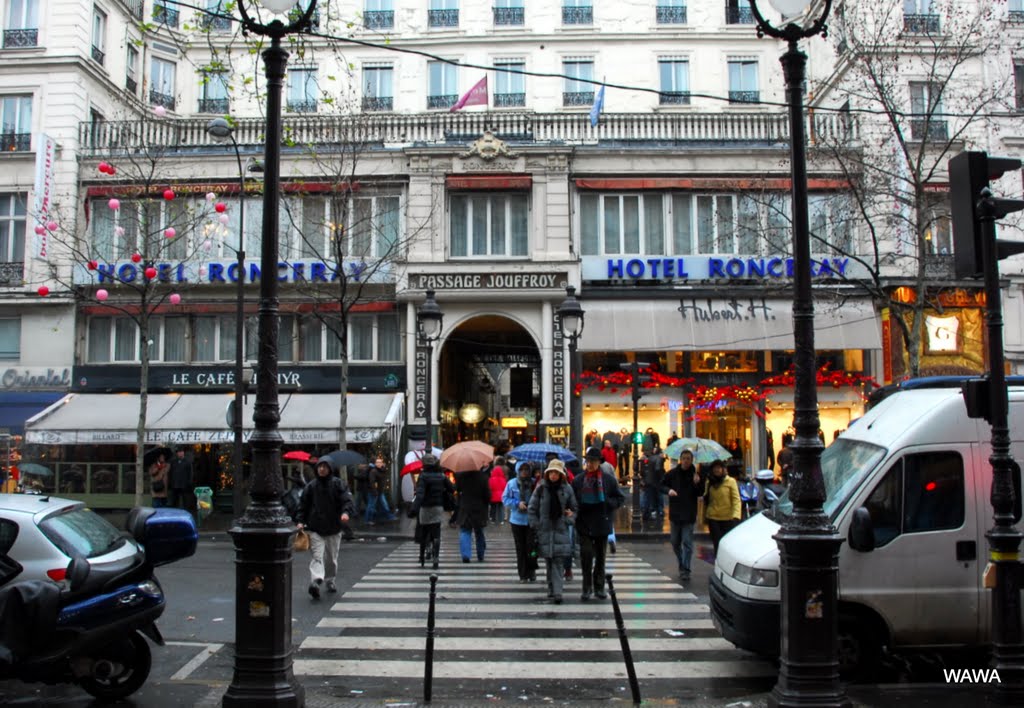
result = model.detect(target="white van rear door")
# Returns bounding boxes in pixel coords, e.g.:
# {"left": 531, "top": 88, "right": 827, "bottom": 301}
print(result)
{"left": 841, "top": 444, "right": 979, "bottom": 647}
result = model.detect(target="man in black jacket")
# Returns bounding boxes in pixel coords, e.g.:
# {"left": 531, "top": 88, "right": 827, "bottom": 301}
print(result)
{"left": 296, "top": 457, "right": 354, "bottom": 599}
{"left": 661, "top": 449, "right": 703, "bottom": 582}
{"left": 167, "top": 449, "right": 193, "bottom": 510}
{"left": 572, "top": 448, "right": 625, "bottom": 601}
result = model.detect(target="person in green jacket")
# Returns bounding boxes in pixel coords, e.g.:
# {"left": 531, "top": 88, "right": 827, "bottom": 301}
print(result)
{"left": 704, "top": 459, "right": 742, "bottom": 554}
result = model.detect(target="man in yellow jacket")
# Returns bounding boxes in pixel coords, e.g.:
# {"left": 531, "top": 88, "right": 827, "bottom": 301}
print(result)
{"left": 704, "top": 459, "right": 741, "bottom": 554}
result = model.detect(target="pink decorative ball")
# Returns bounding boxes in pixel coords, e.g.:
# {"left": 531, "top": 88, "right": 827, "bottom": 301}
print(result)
{"left": 131, "top": 253, "right": 142, "bottom": 263}
{"left": 46, "top": 221, "right": 58, "bottom": 232}
{"left": 144, "top": 267, "right": 157, "bottom": 279}
{"left": 198, "top": 265, "right": 207, "bottom": 277}
{"left": 215, "top": 202, "right": 227, "bottom": 213}
{"left": 108, "top": 199, "right": 120, "bottom": 210}
{"left": 34, "top": 225, "right": 45, "bottom": 235}
{"left": 218, "top": 214, "right": 230, "bottom": 225}
{"left": 153, "top": 105, "right": 167, "bottom": 117}
{"left": 37, "top": 286, "right": 49, "bottom": 297}
{"left": 96, "top": 289, "right": 108, "bottom": 301}
{"left": 203, "top": 240, "right": 212, "bottom": 251}
{"left": 206, "top": 192, "right": 217, "bottom": 202}
{"left": 163, "top": 189, "right": 175, "bottom": 201}
{"left": 164, "top": 227, "right": 176, "bottom": 239}
{"left": 115, "top": 226, "right": 125, "bottom": 237}
{"left": 169, "top": 293, "right": 181, "bottom": 305}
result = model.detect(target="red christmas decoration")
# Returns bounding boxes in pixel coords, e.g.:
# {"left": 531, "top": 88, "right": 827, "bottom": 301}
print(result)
{"left": 131, "top": 253, "right": 142, "bottom": 263}
{"left": 215, "top": 202, "right": 227, "bottom": 213}
{"left": 36, "top": 286, "right": 48, "bottom": 297}
{"left": 163, "top": 189, "right": 175, "bottom": 201}
{"left": 87, "top": 260, "right": 98, "bottom": 270}
{"left": 144, "top": 266, "right": 157, "bottom": 279}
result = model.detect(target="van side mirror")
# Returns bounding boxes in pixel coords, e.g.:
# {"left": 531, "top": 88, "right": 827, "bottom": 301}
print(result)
{"left": 849, "top": 507, "right": 876, "bottom": 552}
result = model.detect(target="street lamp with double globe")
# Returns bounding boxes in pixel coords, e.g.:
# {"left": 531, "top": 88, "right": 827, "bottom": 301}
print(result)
{"left": 556, "top": 286, "right": 585, "bottom": 456}
{"left": 222, "top": 1, "right": 317, "bottom": 707}
{"left": 416, "top": 290, "right": 444, "bottom": 450}
{"left": 745, "top": 1, "right": 849, "bottom": 707}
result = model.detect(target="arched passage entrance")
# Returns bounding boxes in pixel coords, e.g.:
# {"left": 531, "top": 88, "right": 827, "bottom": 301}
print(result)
{"left": 436, "top": 314, "right": 541, "bottom": 447}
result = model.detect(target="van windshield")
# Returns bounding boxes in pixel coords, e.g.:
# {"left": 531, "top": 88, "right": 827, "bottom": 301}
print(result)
{"left": 774, "top": 438, "right": 887, "bottom": 521}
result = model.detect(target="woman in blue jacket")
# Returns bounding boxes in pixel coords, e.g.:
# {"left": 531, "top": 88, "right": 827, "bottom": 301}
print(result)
{"left": 503, "top": 461, "right": 538, "bottom": 582}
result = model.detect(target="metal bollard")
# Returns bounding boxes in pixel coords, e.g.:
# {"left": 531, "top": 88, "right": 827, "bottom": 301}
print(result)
{"left": 424, "top": 573, "right": 438, "bottom": 703}
{"left": 607, "top": 572, "right": 641, "bottom": 705}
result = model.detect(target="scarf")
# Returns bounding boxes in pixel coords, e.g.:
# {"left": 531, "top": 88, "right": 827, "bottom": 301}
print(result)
{"left": 546, "top": 480, "right": 564, "bottom": 522}
{"left": 579, "top": 469, "right": 606, "bottom": 505}
{"left": 518, "top": 474, "right": 533, "bottom": 506}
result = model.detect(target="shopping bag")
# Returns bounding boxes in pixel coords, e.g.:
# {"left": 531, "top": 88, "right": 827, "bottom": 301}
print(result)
{"left": 293, "top": 529, "right": 310, "bottom": 552}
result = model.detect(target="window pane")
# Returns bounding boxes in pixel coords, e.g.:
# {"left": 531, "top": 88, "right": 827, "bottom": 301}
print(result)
{"left": 491, "top": 198, "right": 506, "bottom": 255}
{"left": 377, "top": 196, "right": 400, "bottom": 256}
{"left": 92, "top": 200, "right": 116, "bottom": 261}
{"left": 325, "top": 316, "right": 343, "bottom": 360}
{"left": 672, "top": 194, "right": 692, "bottom": 255}
{"left": 623, "top": 196, "right": 640, "bottom": 253}
{"left": 644, "top": 195, "right": 664, "bottom": 255}
{"left": 510, "top": 194, "right": 528, "bottom": 256}
{"left": 279, "top": 315, "right": 295, "bottom": 362}
{"left": 352, "top": 197, "right": 372, "bottom": 257}
{"left": 864, "top": 465, "right": 903, "bottom": 548}
{"left": 300, "top": 316, "right": 322, "bottom": 361}
{"left": 301, "top": 196, "right": 325, "bottom": 258}
{"left": 194, "top": 317, "right": 217, "bottom": 361}
{"left": 716, "top": 196, "right": 734, "bottom": 252}
{"left": 471, "top": 196, "right": 487, "bottom": 255}
{"left": 738, "top": 195, "right": 759, "bottom": 254}
{"left": 163, "top": 316, "right": 187, "bottom": 361}
{"left": 903, "top": 452, "right": 965, "bottom": 533}
{"left": 0, "top": 318, "right": 19, "bottom": 360}
{"left": 88, "top": 318, "right": 111, "bottom": 362}
{"left": 114, "top": 318, "right": 136, "bottom": 361}
{"left": 219, "top": 315, "right": 236, "bottom": 362}
{"left": 696, "top": 196, "right": 714, "bottom": 253}
{"left": 378, "top": 315, "right": 399, "bottom": 360}
{"left": 603, "top": 197, "right": 620, "bottom": 254}
{"left": 581, "top": 194, "right": 599, "bottom": 255}
{"left": 451, "top": 196, "right": 467, "bottom": 257}
{"left": 351, "top": 318, "right": 373, "bottom": 360}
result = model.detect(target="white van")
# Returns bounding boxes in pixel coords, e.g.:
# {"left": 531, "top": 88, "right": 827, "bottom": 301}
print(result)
{"left": 709, "top": 381, "right": 1024, "bottom": 677}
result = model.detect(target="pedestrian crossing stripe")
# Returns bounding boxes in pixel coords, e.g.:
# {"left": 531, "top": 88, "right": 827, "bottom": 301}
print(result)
{"left": 316, "top": 617, "right": 716, "bottom": 630}
{"left": 299, "top": 636, "right": 735, "bottom": 651}
{"left": 339, "top": 590, "right": 696, "bottom": 600}
{"left": 327, "top": 602, "right": 712, "bottom": 614}
{"left": 293, "top": 659, "right": 776, "bottom": 679}
{"left": 350, "top": 581, "right": 685, "bottom": 590}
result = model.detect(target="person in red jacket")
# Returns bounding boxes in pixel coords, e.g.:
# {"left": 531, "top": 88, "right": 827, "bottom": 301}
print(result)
{"left": 488, "top": 456, "right": 509, "bottom": 524}
{"left": 600, "top": 439, "right": 618, "bottom": 469}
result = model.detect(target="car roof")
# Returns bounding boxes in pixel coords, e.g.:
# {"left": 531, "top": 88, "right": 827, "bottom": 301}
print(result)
{"left": 0, "top": 494, "right": 80, "bottom": 516}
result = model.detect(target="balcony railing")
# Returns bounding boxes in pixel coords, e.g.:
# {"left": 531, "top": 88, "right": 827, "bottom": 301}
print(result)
{"left": 364, "top": 10, "right": 394, "bottom": 29}
{"left": 126, "top": 76, "right": 137, "bottom": 94}
{"left": 149, "top": 90, "right": 175, "bottom": 111}
{"left": 924, "top": 253, "right": 954, "bottom": 279}
{"left": 729, "top": 90, "right": 759, "bottom": 104}
{"left": 2, "top": 28, "right": 37, "bottom": 48}
{"left": 124, "top": 0, "right": 144, "bottom": 20}
{"left": 153, "top": 5, "right": 180, "bottom": 27}
{"left": 0, "top": 133, "right": 30, "bottom": 152}
{"left": 726, "top": 6, "right": 754, "bottom": 24}
{"left": 287, "top": 99, "right": 317, "bottom": 113}
{"left": 200, "top": 15, "right": 232, "bottom": 32}
{"left": 91, "top": 45, "right": 105, "bottom": 65}
{"left": 198, "top": 98, "right": 230, "bottom": 114}
{"left": 1010, "top": 10, "right": 1024, "bottom": 24}
{"left": 427, "top": 94, "right": 458, "bottom": 109}
{"left": 910, "top": 118, "right": 948, "bottom": 142}
{"left": 494, "top": 92, "right": 526, "bottom": 107}
{"left": 659, "top": 91, "right": 691, "bottom": 105}
{"left": 362, "top": 96, "right": 394, "bottom": 112}
{"left": 429, "top": 8, "right": 459, "bottom": 26}
{"left": 0, "top": 261, "right": 23, "bottom": 284}
{"left": 494, "top": 7, "right": 525, "bottom": 25}
{"left": 656, "top": 5, "right": 687, "bottom": 24}
{"left": 562, "top": 6, "right": 593, "bottom": 24}
{"left": 904, "top": 13, "right": 940, "bottom": 33}
{"left": 563, "top": 91, "right": 594, "bottom": 106}
{"left": 79, "top": 111, "right": 860, "bottom": 155}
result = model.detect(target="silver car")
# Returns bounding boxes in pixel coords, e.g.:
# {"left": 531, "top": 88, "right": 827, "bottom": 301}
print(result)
{"left": 0, "top": 494, "right": 141, "bottom": 587}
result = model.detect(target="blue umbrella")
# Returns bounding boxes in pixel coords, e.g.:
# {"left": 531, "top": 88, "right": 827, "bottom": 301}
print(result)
{"left": 508, "top": 443, "right": 576, "bottom": 464}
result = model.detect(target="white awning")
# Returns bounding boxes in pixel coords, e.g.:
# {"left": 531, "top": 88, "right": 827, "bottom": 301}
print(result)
{"left": 579, "top": 296, "right": 880, "bottom": 352}
{"left": 24, "top": 392, "right": 404, "bottom": 446}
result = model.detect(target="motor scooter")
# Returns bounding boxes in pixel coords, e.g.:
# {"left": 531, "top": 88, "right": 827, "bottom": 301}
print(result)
{"left": 0, "top": 507, "right": 197, "bottom": 700}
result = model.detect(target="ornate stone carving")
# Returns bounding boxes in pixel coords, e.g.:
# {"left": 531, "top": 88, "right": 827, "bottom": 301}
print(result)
{"left": 461, "top": 131, "right": 518, "bottom": 161}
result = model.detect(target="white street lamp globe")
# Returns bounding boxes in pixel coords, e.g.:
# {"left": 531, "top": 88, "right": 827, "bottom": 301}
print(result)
{"left": 768, "top": 0, "right": 811, "bottom": 15}
{"left": 260, "top": 0, "right": 298, "bottom": 14}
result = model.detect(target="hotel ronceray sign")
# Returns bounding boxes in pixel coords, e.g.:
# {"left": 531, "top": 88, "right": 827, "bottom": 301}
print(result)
{"left": 410, "top": 272, "right": 568, "bottom": 291}
{"left": 581, "top": 255, "right": 866, "bottom": 281}
{"left": 71, "top": 259, "right": 393, "bottom": 286}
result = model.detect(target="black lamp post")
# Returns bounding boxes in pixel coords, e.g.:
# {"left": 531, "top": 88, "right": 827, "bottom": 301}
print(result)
{"left": 222, "top": 1, "right": 316, "bottom": 706}
{"left": 417, "top": 290, "right": 444, "bottom": 451}
{"left": 206, "top": 117, "right": 263, "bottom": 520}
{"left": 747, "top": 1, "right": 848, "bottom": 706}
{"left": 556, "top": 286, "right": 585, "bottom": 456}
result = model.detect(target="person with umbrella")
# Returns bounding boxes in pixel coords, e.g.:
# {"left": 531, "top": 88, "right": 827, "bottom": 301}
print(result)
{"left": 572, "top": 449, "right": 624, "bottom": 601}
{"left": 527, "top": 459, "right": 577, "bottom": 604}
{"left": 148, "top": 451, "right": 169, "bottom": 507}
{"left": 455, "top": 462, "right": 490, "bottom": 562}
{"left": 704, "top": 458, "right": 742, "bottom": 554}
{"left": 168, "top": 448, "right": 194, "bottom": 511}
{"left": 296, "top": 456, "right": 355, "bottom": 599}
{"left": 661, "top": 449, "right": 703, "bottom": 582}
{"left": 409, "top": 454, "right": 454, "bottom": 569}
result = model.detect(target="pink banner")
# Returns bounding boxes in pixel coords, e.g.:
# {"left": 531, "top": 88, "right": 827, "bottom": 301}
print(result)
{"left": 450, "top": 76, "right": 488, "bottom": 112}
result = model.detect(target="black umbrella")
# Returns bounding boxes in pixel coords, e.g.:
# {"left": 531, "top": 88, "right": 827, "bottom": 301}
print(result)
{"left": 143, "top": 447, "right": 173, "bottom": 468}
{"left": 320, "top": 449, "right": 366, "bottom": 469}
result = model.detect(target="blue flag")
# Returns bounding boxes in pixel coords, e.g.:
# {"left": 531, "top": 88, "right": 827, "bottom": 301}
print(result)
{"left": 589, "top": 85, "right": 605, "bottom": 127}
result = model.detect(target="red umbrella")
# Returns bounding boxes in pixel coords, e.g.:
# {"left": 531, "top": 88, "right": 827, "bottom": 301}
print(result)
{"left": 401, "top": 460, "right": 423, "bottom": 476}
{"left": 283, "top": 450, "right": 314, "bottom": 462}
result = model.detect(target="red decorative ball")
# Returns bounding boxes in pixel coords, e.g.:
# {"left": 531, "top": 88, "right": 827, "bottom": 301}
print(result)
{"left": 108, "top": 166, "right": 116, "bottom": 175}
{"left": 131, "top": 253, "right": 142, "bottom": 263}
{"left": 98, "top": 162, "right": 109, "bottom": 173}
{"left": 37, "top": 286, "right": 49, "bottom": 297}
{"left": 87, "top": 260, "right": 98, "bottom": 270}
{"left": 215, "top": 202, "right": 227, "bottom": 213}
{"left": 163, "top": 189, "right": 175, "bottom": 201}
{"left": 144, "top": 267, "right": 157, "bottom": 279}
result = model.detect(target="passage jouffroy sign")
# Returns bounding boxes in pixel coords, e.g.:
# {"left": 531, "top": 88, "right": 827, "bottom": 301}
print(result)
{"left": 410, "top": 272, "right": 567, "bottom": 290}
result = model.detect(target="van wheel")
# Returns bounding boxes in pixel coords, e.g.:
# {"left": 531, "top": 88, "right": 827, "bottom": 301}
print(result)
{"left": 838, "top": 618, "right": 881, "bottom": 682}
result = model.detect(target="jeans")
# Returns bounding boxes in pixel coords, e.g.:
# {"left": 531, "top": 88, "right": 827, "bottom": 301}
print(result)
{"left": 365, "top": 492, "right": 395, "bottom": 522}
{"left": 670, "top": 520, "right": 695, "bottom": 573}
{"left": 578, "top": 532, "right": 608, "bottom": 594}
{"left": 641, "top": 487, "right": 662, "bottom": 517}
{"left": 459, "top": 526, "right": 486, "bottom": 561}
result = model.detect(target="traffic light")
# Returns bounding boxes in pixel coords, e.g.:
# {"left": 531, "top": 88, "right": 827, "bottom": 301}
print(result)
{"left": 948, "top": 151, "right": 1024, "bottom": 279}
{"left": 632, "top": 431, "right": 644, "bottom": 444}
{"left": 631, "top": 371, "right": 652, "bottom": 402}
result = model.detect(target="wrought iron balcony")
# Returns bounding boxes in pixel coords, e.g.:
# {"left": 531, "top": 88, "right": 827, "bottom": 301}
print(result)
{"left": 362, "top": 96, "right": 394, "bottom": 112}
{"left": 659, "top": 91, "right": 691, "bottom": 105}
{"left": 200, "top": 15, "right": 232, "bottom": 32}
{"left": 728, "top": 90, "right": 759, "bottom": 104}
{"left": 287, "top": 99, "right": 317, "bottom": 113}
{"left": 563, "top": 91, "right": 594, "bottom": 106}
{"left": 910, "top": 118, "right": 948, "bottom": 142}
{"left": 198, "top": 98, "right": 230, "bottom": 114}
{"left": 0, "top": 133, "right": 30, "bottom": 152}
{"left": 656, "top": 5, "right": 687, "bottom": 24}
{"left": 494, "top": 7, "right": 525, "bottom": 25}
{"left": 124, "top": 0, "right": 144, "bottom": 20}
{"left": 1011, "top": 10, "right": 1024, "bottom": 24}
{"left": 125, "top": 76, "right": 137, "bottom": 94}
{"left": 427, "top": 94, "right": 457, "bottom": 109}
{"left": 149, "top": 90, "right": 175, "bottom": 111}
{"left": 562, "top": 6, "right": 593, "bottom": 24}
{"left": 153, "top": 5, "right": 180, "bottom": 27}
{"left": 924, "top": 253, "right": 954, "bottom": 279}
{"left": 725, "top": 5, "right": 754, "bottom": 24}
{"left": 0, "top": 261, "right": 23, "bottom": 284}
{"left": 91, "top": 45, "right": 104, "bottom": 65}
{"left": 494, "top": 92, "right": 526, "bottom": 108}
{"left": 904, "top": 13, "right": 940, "bottom": 33}
{"left": 364, "top": 10, "right": 394, "bottom": 29}
{"left": 428, "top": 9, "right": 459, "bottom": 27}
{"left": 2, "top": 29, "right": 37, "bottom": 48}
